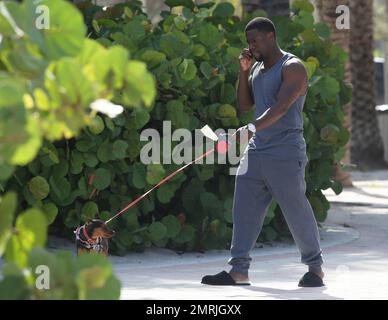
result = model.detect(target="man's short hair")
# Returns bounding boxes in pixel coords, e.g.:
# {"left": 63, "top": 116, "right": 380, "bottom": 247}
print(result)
{"left": 245, "top": 17, "right": 276, "bottom": 36}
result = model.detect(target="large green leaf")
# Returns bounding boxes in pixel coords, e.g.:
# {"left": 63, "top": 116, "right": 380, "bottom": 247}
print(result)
{"left": 52, "top": 160, "right": 69, "bottom": 178}
{"left": 165, "top": 100, "right": 190, "bottom": 129}
{"left": 4, "top": 41, "right": 47, "bottom": 77}
{"left": 161, "top": 215, "right": 181, "bottom": 238}
{"left": 0, "top": 163, "right": 14, "bottom": 181}
{"left": 157, "top": 184, "right": 176, "bottom": 204}
{"left": 141, "top": 50, "right": 166, "bottom": 69}
{"left": 83, "top": 152, "right": 99, "bottom": 168}
{"left": 93, "top": 168, "right": 111, "bottom": 190}
{"left": 309, "top": 192, "right": 330, "bottom": 222}
{"left": 0, "top": 275, "right": 31, "bottom": 300}
{"left": 223, "top": 197, "right": 234, "bottom": 224}
{"left": 112, "top": 140, "right": 128, "bottom": 160}
{"left": 52, "top": 58, "right": 95, "bottom": 106}
{"left": 173, "top": 225, "right": 195, "bottom": 244}
{"left": 64, "top": 209, "right": 80, "bottom": 228}
{"left": 49, "top": 175, "right": 71, "bottom": 200}
{"left": 320, "top": 124, "right": 340, "bottom": 144}
{"left": 218, "top": 104, "right": 237, "bottom": 118}
{"left": 7, "top": 0, "right": 86, "bottom": 60}
{"left": 146, "top": 164, "right": 165, "bottom": 185}
{"left": 81, "top": 201, "right": 99, "bottom": 221}
{"left": 5, "top": 208, "right": 48, "bottom": 268}
{"left": 200, "top": 61, "right": 213, "bottom": 79}
{"left": 314, "top": 22, "right": 330, "bottom": 39}
{"left": 293, "top": 10, "right": 314, "bottom": 29}
{"left": 41, "top": 202, "right": 58, "bottom": 225}
{"left": 70, "top": 150, "right": 84, "bottom": 174}
{"left": 316, "top": 75, "right": 340, "bottom": 101}
{"left": 88, "top": 116, "right": 105, "bottom": 135}
{"left": 127, "top": 108, "right": 150, "bottom": 130}
{"left": 199, "top": 23, "right": 224, "bottom": 49}
{"left": 123, "top": 19, "right": 145, "bottom": 43}
{"left": 97, "top": 139, "right": 112, "bottom": 163}
{"left": 148, "top": 221, "right": 167, "bottom": 243}
{"left": 0, "top": 192, "right": 17, "bottom": 256}
{"left": 28, "top": 176, "right": 50, "bottom": 200}
{"left": 75, "top": 253, "right": 121, "bottom": 300}
{"left": 123, "top": 61, "right": 156, "bottom": 108}
{"left": 291, "top": 0, "right": 314, "bottom": 13}
{"left": 1, "top": 113, "right": 42, "bottom": 166}
{"left": 0, "top": 2, "right": 19, "bottom": 36}
{"left": 178, "top": 59, "right": 197, "bottom": 81}
{"left": 132, "top": 163, "right": 147, "bottom": 189}
{"left": 213, "top": 2, "right": 235, "bottom": 17}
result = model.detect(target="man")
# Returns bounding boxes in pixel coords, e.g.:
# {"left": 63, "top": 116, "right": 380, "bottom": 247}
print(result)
{"left": 201, "top": 17, "right": 324, "bottom": 287}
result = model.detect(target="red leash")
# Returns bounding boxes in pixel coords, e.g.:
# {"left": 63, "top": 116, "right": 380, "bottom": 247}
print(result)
{"left": 105, "top": 148, "right": 215, "bottom": 224}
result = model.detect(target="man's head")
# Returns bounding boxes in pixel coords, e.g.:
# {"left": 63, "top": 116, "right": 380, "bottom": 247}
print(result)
{"left": 245, "top": 17, "right": 277, "bottom": 62}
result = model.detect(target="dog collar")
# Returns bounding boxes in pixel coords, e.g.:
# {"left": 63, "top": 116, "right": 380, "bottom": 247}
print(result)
{"left": 74, "top": 226, "right": 98, "bottom": 248}
{"left": 82, "top": 225, "right": 94, "bottom": 244}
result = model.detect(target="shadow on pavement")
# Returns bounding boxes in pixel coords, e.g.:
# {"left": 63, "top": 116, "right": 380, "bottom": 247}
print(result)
{"left": 241, "top": 285, "right": 343, "bottom": 300}
{"left": 351, "top": 187, "right": 388, "bottom": 201}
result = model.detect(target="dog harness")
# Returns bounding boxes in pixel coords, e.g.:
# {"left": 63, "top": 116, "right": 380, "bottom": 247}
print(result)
{"left": 74, "top": 225, "right": 104, "bottom": 253}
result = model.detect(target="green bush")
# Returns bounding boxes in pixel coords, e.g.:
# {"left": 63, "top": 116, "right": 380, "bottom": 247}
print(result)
{"left": 3, "top": 0, "right": 351, "bottom": 257}
{"left": 0, "top": 0, "right": 155, "bottom": 181}
{"left": 0, "top": 0, "right": 159, "bottom": 299}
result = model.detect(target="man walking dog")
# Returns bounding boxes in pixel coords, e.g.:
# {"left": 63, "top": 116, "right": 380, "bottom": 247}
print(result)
{"left": 201, "top": 17, "right": 324, "bottom": 287}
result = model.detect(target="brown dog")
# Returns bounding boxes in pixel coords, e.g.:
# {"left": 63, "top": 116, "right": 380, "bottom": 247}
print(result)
{"left": 75, "top": 215, "right": 115, "bottom": 256}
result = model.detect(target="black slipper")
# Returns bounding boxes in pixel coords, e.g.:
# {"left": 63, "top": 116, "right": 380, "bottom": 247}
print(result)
{"left": 201, "top": 271, "right": 251, "bottom": 286}
{"left": 298, "top": 272, "right": 325, "bottom": 287}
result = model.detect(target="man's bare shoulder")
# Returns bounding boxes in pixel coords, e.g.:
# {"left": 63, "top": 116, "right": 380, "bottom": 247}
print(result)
{"left": 281, "top": 56, "right": 308, "bottom": 94}
{"left": 283, "top": 57, "right": 307, "bottom": 76}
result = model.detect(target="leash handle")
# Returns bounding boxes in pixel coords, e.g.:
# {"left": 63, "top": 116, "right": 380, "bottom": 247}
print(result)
{"left": 105, "top": 148, "right": 215, "bottom": 224}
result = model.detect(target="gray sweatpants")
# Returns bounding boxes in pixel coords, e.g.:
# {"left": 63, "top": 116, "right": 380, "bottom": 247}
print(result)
{"left": 228, "top": 150, "right": 323, "bottom": 276}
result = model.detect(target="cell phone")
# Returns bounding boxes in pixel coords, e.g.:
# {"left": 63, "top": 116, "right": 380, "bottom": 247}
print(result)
{"left": 249, "top": 48, "right": 258, "bottom": 62}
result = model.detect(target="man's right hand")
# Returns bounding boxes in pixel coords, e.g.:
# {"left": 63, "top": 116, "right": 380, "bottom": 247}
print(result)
{"left": 239, "top": 48, "right": 254, "bottom": 72}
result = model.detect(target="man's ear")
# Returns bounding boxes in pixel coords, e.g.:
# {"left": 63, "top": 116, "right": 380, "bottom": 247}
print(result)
{"left": 267, "top": 31, "right": 275, "bottom": 41}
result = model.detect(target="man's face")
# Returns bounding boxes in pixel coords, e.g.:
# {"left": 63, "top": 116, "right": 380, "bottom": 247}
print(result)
{"left": 245, "top": 29, "right": 274, "bottom": 62}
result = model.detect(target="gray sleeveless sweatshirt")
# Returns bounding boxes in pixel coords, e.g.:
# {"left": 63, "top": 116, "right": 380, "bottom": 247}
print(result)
{"left": 248, "top": 50, "right": 307, "bottom": 161}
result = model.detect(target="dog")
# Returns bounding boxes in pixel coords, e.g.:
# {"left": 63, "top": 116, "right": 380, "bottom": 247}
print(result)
{"left": 75, "top": 215, "right": 115, "bottom": 256}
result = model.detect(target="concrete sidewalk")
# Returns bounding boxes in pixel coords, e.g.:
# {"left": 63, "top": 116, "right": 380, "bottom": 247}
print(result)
{"left": 2, "top": 170, "right": 387, "bottom": 299}
{"left": 114, "top": 170, "right": 388, "bottom": 300}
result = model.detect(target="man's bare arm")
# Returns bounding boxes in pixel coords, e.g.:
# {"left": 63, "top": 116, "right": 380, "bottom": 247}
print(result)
{"left": 237, "top": 70, "right": 255, "bottom": 113}
{"left": 237, "top": 48, "right": 255, "bottom": 113}
{"left": 252, "top": 60, "right": 307, "bottom": 131}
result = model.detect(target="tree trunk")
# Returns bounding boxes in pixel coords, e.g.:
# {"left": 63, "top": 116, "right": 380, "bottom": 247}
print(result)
{"left": 241, "top": 0, "right": 290, "bottom": 17}
{"left": 315, "top": 0, "right": 353, "bottom": 187}
{"left": 385, "top": 0, "right": 388, "bottom": 104}
{"left": 349, "top": 0, "right": 385, "bottom": 169}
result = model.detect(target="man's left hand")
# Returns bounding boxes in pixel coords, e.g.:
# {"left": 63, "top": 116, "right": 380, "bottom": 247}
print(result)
{"left": 232, "top": 125, "right": 253, "bottom": 144}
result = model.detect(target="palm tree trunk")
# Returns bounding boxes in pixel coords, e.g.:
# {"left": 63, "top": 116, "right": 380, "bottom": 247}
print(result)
{"left": 242, "top": 0, "right": 290, "bottom": 17}
{"left": 349, "top": 0, "right": 385, "bottom": 168}
{"left": 315, "top": 0, "right": 353, "bottom": 187}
